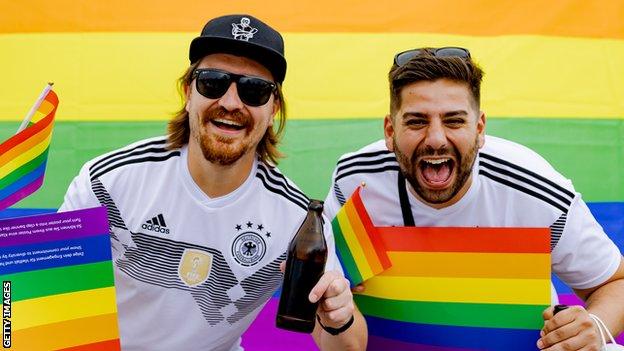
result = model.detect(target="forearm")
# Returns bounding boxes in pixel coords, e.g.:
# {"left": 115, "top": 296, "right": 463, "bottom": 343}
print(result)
{"left": 313, "top": 310, "right": 367, "bottom": 351}
{"left": 583, "top": 278, "right": 624, "bottom": 337}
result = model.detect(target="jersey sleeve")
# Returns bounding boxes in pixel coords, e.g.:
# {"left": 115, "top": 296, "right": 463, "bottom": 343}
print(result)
{"left": 58, "top": 163, "right": 100, "bottom": 212}
{"left": 323, "top": 168, "right": 344, "bottom": 221}
{"left": 552, "top": 194, "right": 622, "bottom": 289}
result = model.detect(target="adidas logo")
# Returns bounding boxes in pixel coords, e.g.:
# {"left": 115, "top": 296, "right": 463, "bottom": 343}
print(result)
{"left": 141, "top": 214, "right": 170, "bottom": 234}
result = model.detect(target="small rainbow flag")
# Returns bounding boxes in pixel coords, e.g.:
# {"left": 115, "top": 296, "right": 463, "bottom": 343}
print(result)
{"left": 358, "top": 226, "right": 551, "bottom": 350}
{"left": 0, "top": 206, "right": 120, "bottom": 350}
{"left": 331, "top": 187, "right": 392, "bottom": 285}
{"left": 0, "top": 88, "right": 58, "bottom": 210}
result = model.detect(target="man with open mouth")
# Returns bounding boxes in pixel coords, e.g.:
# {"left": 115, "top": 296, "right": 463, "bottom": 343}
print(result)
{"left": 324, "top": 47, "right": 624, "bottom": 350}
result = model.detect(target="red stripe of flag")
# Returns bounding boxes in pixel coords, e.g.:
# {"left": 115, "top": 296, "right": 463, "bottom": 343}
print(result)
{"left": 377, "top": 226, "right": 550, "bottom": 253}
{"left": 351, "top": 187, "right": 392, "bottom": 269}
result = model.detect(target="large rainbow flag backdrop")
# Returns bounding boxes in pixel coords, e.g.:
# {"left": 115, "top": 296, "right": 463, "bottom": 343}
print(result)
{"left": 1, "top": 1, "right": 622, "bottom": 349}
{"left": 0, "top": 88, "right": 57, "bottom": 210}
{"left": 358, "top": 226, "right": 552, "bottom": 350}
{"left": 332, "top": 186, "right": 391, "bottom": 285}
{"left": 0, "top": 206, "right": 120, "bottom": 350}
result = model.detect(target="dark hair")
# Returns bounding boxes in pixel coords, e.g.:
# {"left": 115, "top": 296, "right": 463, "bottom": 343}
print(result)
{"left": 389, "top": 49, "right": 484, "bottom": 115}
{"left": 166, "top": 61, "right": 287, "bottom": 166}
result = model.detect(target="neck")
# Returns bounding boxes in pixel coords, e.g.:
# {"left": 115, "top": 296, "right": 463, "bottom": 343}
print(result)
{"left": 409, "top": 174, "right": 474, "bottom": 210}
{"left": 187, "top": 143, "right": 256, "bottom": 198}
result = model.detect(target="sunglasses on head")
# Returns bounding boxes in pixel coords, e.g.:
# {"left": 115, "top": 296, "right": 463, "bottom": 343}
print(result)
{"left": 192, "top": 68, "right": 277, "bottom": 107}
{"left": 394, "top": 47, "right": 471, "bottom": 66}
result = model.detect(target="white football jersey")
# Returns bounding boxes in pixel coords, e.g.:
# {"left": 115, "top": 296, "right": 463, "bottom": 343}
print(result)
{"left": 60, "top": 136, "right": 340, "bottom": 351}
{"left": 325, "top": 136, "right": 621, "bottom": 293}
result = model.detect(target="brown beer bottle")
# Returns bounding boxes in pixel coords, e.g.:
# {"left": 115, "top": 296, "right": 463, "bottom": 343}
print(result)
{"left": 276, "top": 199, "right": 327, "bottom": 333}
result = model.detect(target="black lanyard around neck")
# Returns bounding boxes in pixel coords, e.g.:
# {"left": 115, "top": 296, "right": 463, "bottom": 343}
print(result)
{"left": 397, "top": 172, "right": 415, "bottom": 226}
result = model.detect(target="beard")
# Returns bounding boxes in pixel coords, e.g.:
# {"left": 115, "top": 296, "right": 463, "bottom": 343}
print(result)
{"left": 194, "top": 106, "right": 255, "bottom": 166}
{"left": 394, "top": 135, "right": 479, "bottom": 204}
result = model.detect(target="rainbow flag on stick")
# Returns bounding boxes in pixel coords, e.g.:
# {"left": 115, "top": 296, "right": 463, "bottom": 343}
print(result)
{"left": 356, "top": 226, "right": 551, "bottom": 350}
{"left": 0, "top": 84, "right": 58, "bottom": 210}
{"left": 0, "top": 207, "right": 121, "bottom": 350}
{"left": 331, "top": 186, "right": 391, "bottom": 285}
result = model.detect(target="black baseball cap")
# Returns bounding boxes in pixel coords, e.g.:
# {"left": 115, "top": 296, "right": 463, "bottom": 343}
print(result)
{"left": 189, "top": 14, "right": 287, "bottom": 83}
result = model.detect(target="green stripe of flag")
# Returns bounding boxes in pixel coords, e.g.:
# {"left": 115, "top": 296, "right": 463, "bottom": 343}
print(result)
{"left": 0, "top": 148, "right": 49, "bottom": 191}
{"left": 2, "top": 260, "right": 115, "bottom": 302}
{"left": 0, "top": 118, "right": 621, "bottom": 207}
{"left": 331, "top": 216, "right": 362, "bottom": 284}
{"left": 355, "top": 294, "right": 549, "bottom": 330}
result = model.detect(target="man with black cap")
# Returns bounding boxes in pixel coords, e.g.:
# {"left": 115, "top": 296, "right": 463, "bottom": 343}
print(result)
{"left": 60, "top": 14, "right": 366, "bottom": 351}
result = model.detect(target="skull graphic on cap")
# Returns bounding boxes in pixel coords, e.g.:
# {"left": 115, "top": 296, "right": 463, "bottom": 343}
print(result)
{"left": 231, "top": 17, "right": 258, "bottom": 41}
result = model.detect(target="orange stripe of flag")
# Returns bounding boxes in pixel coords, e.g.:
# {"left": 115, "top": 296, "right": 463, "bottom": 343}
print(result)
{"left": 344, "top": 198, "right": 383, "bottom": 274}
{"left": 0, "top": 118, "right": 53, "bottom": 167}
{"left": 352, "top": 188, "right": 391, "bottom": 269}
{"left": 377, "top": 227, "right": 550, "bottom": 253}
{"left": 1, "top": 0, "right": 622, "bottom": 39}
{"left": 56, "top": 339, "right": 121, "bottom": 351}
{"left": 10, "top": 313, "right": 119, "bottom": 351}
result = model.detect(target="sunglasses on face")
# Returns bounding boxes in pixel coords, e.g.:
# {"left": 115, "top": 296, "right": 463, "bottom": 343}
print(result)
{"left": 192, "top": 68, "right": 277, "bottom": 107}
{"left": 394, "top": 47, "right": 471, "bottom": 66}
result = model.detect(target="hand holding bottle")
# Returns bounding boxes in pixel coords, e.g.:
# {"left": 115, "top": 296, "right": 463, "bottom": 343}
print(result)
{"left": 309, "top": 270, "right": 355, "bottom": 330}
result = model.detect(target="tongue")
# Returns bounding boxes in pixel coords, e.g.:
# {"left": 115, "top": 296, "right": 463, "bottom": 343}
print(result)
{"left": 422, "top": 163, "right": 451, "bottom": 184}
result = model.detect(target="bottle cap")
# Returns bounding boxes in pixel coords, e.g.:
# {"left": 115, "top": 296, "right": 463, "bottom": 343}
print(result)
{"left": 308, "top": 200, "right": 324, "bottom": 211}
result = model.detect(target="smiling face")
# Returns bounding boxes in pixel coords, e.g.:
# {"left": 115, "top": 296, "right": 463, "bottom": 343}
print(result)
{"left": 185, "top": 53, "right": 279, "bottom": 166}
{"left": 385, "top": 78, "right": 486, "bottom": 208}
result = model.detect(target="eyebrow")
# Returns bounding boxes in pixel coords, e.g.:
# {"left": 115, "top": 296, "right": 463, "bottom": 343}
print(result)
{"left": 401, "top": 110, "right": 469, "bottom": 119}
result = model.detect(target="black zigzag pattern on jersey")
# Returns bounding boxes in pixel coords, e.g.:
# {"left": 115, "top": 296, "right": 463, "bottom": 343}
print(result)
{"left": 88, "top": 138, "right": 181, "bottom": 181}
{"left": 256, "top": 163, "right": 309, "bottom": 211}
{"left": 90, "top": 178, "right": 126, "bottom": 243}
{"left": 334, "top": 150, "right": 399, "bottom": 182}
{"left": 479, "top": 152, "right": 574, "bottom": 214}
{"left": 227, "top": 252, "right": 286, "bottom": 324}
{"left": 334, "top": 182, "right": 346, "bottom": 206}
{"left": 116, "top": 232, "right": 239, "bottom": 325}
{"left": 549, "top": 212, "right": 567, "bottom": 250}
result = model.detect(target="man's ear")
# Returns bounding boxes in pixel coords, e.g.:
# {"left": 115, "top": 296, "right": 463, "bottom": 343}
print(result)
{"left": 269, "top": 96, "right": 279, "bottom": 127}
{"left": 184, "top": 84, "right": 192, "bottom": 113}
{"left": 477, "top": 110, "right": 486, "bottom": 148}
{"left": 384, "top": 114, "right": 395, "bottom": 151}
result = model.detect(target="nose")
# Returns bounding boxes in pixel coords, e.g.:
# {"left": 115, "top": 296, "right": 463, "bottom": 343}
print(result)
{"left": 424, "top": 118, "right": 448, "bottom": 151}
{"left": 218, "top": 82, "right": 244, "bottom": 111}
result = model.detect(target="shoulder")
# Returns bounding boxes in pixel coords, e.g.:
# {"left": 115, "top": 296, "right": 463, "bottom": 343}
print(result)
{"left": 328, "top": 140, "right": 399, "bottom": 206}
{"left": 333, "top": 140, "right": 398, "bottom": 183}
{"left": 255, "top": 161, "right": 310, "bottom": 213}
{"left": 478, "top": 135, "right": 576, "bottom": 212}
{"left": 86, "top": 136, "right": 181, "bottom": 181}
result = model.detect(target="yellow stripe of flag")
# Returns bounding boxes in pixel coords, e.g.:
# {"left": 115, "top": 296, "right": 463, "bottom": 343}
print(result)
{"left": 12, "top": 287, "right": 118, "bottom": 331}
{"left": 1, "top": 33, "right": 623, "bottom": 121}
{"left": 382, "top": 252, "right": 550, "bottom": 279}
{"left": 336, "top": 208, "right": 374, "bottom": 280}
{"left": 360, "top": 276, "right": 551, "bottom": 305}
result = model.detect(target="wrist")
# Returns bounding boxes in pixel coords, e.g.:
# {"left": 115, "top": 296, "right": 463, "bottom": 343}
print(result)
{"left": 316, "top": 314, "right": 354, "bottom": 336}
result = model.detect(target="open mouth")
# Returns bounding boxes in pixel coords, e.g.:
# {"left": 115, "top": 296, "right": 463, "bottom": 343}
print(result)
{"left": 418, "top": 158, "right": 455, "bottom": 188}
{"left": 210, "top": 118, "right": 247, "bottom": 132}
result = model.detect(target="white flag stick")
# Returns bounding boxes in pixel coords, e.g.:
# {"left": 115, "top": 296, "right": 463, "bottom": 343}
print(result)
{"left": 16, "top": 82, "right": 54, "bottom": 134}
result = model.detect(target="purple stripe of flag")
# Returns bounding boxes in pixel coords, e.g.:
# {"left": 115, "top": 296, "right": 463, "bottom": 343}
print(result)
{"left": 369, "top": 335, "right": 474, "bottom": 351}
{"left": 0, "top": 175, "right": 44, "bottom": 210}
{"left": 0, "top": 206, "right": 109, "bottom": 247}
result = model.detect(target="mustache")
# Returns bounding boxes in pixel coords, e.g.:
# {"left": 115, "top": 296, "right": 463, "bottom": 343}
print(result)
{"left": 202, "top": 106, "right": 253, "bottom": 130}
{"left": 412, "top": 145, "right": 457, "bottom": 163}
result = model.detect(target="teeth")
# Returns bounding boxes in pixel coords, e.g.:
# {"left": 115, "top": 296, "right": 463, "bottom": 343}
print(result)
{"left": 424, "top": 158, "right": 450, "bottom": 165}
{"left": 213, "top": 118, "right": 243, "bottom": 127}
